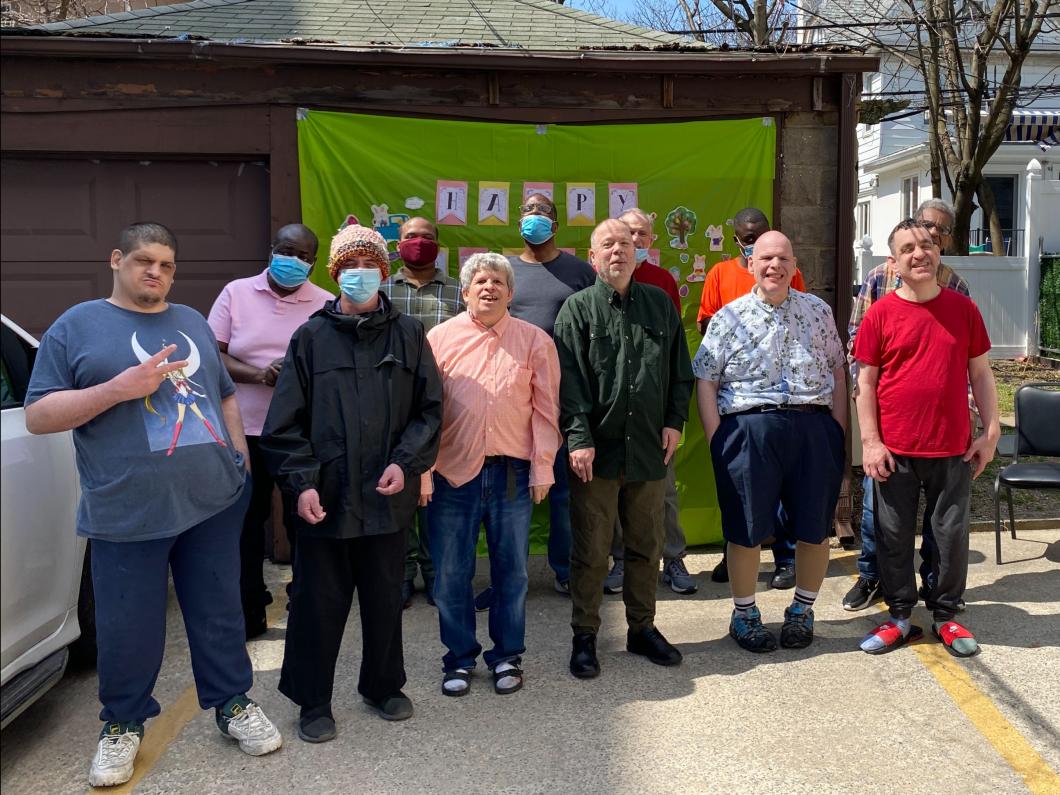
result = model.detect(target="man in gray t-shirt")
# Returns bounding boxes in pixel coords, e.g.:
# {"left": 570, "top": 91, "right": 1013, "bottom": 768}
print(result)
{"left": 25, "top": 223, "right": 282, "bottom": 788}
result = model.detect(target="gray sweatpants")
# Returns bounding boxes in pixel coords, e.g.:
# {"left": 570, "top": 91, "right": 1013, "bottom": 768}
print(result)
{"left": 874, "top": 454, "right": 971, "bottom": 622}
{"left": 610, "top": 458, "right": 686, "bottom": 563}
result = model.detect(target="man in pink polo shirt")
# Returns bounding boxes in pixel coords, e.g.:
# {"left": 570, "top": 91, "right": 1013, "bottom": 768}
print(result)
{"left": 423, "top": 252, "right": 561, "bottom": 697}
{"left": 208, "top": 223, "right": 333, "bottom": 637}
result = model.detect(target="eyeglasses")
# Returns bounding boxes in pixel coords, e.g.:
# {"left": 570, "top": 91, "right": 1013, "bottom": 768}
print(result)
{"left": 519, "top": 202, "right": 555, "bottom": 214}
{"left": 919, "top": 221, "right": 952, "bottom": 236}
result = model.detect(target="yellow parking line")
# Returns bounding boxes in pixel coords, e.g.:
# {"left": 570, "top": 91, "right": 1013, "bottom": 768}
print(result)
{"left": 90, "top": 582, "right": 291, "bottom": 794}
{"left": 837, "top": 556, "right": 1059, "bottom": 794}
{"left": 913, "top": 644, "right": 1060, "bottom": 794}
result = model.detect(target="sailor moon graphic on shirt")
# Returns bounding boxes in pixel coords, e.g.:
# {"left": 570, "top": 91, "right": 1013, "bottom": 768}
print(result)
{"left": 132, "top": 331, "right": 227, "bottom": 456}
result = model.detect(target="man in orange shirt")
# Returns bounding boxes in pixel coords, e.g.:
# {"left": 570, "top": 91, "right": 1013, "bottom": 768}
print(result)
{"left": 696, "top": 208, "right": 807, "bottom": 334}
{"left": 423, "top": 252, "right": 561, "bottom": 697}
{"left": 698, "top": 208, "right": 804, "bottom": 588}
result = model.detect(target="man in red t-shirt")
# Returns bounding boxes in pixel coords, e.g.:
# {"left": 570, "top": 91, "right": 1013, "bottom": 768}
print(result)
{"left": 696, "top": 208, "right": 806, "bottom": 335}
{"left": 853, "top": 219, "right": 999, "bottom": 658}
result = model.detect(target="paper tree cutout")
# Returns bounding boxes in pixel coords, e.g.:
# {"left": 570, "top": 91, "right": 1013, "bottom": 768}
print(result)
{"left": 665, "top": 206, "right": 698, "bottom": 250}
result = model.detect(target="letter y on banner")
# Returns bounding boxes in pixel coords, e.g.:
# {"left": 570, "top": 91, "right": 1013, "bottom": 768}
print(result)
{"left": 608, "top": 183, "right": 638, "bottom": 218}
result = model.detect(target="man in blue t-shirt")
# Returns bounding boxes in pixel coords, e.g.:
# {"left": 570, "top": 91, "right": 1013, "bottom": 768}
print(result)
{"left": 25, "top": 222, "right": 282, "bottom": 788}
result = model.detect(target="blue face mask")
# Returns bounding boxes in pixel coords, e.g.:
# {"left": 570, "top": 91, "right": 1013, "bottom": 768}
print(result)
{"left": 338, "top": 268, "right": 382, "bottom": 304}
{"left": 520, "top": 214, "right": 555, "bottom": 245}
{"left": 268, "top": 253, "right": 312, "bottom": 289}
{"left": 740, "top": 244, "right": 755, "bottom": 259}
{"left": 634, "top": 248, "right": 650, "bottom": 264}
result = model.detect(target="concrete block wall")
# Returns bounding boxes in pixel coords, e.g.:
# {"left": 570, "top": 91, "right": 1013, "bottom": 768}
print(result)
{"left": 778, "top": 111, "right": 841, "bottom": 309}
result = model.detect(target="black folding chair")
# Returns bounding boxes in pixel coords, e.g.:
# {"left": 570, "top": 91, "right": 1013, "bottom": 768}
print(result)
{"left": 993, "top": 382, "right": 1060, "bottom": 563}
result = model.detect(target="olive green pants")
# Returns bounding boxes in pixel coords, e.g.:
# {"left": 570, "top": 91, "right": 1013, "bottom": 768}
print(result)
{"left": 569, "top": 475, "right": 666, "bottom": 635}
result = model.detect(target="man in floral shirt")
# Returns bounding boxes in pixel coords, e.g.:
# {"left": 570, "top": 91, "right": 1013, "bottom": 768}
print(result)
{"left": 694, "top": 231, "right": 847, "bottom": 653}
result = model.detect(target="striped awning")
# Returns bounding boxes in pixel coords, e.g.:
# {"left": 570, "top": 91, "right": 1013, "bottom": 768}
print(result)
{"left": 1005, "top": 110, "right": 1060, "bottom": 150}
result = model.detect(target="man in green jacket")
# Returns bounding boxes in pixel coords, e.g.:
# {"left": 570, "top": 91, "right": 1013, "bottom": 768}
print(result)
{"left": 553, "top": 218, "right": 694, "bottom": 680}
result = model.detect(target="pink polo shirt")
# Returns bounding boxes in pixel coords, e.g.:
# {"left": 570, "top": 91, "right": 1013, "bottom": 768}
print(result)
{"left": 208, "top": 269, "right": 333, "bottom": 436}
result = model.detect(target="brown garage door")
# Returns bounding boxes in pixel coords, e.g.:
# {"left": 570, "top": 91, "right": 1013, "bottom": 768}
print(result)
{"left": 1, "top": 157, "right": 269, "bottom": 338}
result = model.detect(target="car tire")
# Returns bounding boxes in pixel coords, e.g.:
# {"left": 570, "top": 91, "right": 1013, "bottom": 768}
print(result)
{"left": 68, "top": 541, "right": 97, "bottom": 670}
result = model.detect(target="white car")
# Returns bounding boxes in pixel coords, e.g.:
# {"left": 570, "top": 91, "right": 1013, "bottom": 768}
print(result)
{"left": 1, "top": 314, "right": 92, "bottom": 729}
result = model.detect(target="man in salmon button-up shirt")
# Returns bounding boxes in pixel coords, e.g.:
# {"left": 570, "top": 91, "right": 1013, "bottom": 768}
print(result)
{"left": 422, "top": 252, "right": 561, "bottom": 698}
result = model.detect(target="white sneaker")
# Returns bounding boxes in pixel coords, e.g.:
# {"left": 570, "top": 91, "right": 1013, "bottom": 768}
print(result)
{"left": 88, "top": 724, "right": 142, "bottom": 787}
{"left": 219, "top": 699, "right": 283, "bottom": 756}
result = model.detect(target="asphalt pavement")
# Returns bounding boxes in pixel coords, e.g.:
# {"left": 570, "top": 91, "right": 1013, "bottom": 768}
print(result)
{"left": 1, "top": 530, "right": 1058, "bottom": 795}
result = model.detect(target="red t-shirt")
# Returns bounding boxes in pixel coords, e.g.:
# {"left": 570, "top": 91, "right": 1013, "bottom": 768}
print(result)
{"left": 697, "top": 257, "right": 807, "bottom": 321}
{"left": 633, "top": 261, "right": 681, "bottom": 312}
{"left": 852, "top": 288, "right": 990, "bottom": 457}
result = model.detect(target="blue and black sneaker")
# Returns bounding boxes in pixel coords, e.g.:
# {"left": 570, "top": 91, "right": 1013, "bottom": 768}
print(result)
{"left": 780, "top": 603, "right": 815, "bottom": 649}
{"left": 729, "top": 606, "right": 777, "bottom": 653}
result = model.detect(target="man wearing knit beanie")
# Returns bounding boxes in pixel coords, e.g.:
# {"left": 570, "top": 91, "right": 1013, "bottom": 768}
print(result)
{"left": 261, "top": 223, "right": 443, "bottom": 742}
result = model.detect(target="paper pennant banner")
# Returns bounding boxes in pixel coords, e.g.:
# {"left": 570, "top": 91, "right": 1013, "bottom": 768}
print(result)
{"left": 566, "top": 183, "right": 595, "bottom": 227}
{"left": 435, "top": 246, "right": 450, "bottom": 273}
{"left": 436, "top": 180, "right": 468, "bottom": 225}
{"left": 478, "top": 181, "right": 510, "bottom": 226}
{"left": 502, "top": 247, "right": 524, "bottom": 256}
{"left": 458, "top": 247, "right": 488, "bottom": 266}
{"left": 523, "top": 182, "right": 554, "bottom": 201}
{"left": 648, "top": 248, "right": 662, "bottom": 267}
{"left": 608, "top": 183, "right": 638, "bottom": 219}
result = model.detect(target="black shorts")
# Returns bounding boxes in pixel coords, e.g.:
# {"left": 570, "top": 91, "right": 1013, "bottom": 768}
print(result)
{"left": 710, "top": 408, "right": 845, "bottom": 548}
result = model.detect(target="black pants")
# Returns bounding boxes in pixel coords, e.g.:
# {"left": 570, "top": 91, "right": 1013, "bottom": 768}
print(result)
{"left": 279, "top": 531, "right": 407, "bottom": 710}
{"left": 240, "top": 436, "right": 273, "bottom": 616}
{"left": 874, "top": 454, "right": 971, "bottom": 622}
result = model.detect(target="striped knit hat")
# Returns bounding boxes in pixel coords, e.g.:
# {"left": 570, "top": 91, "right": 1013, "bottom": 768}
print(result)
{"left": 328, "top": 224, "right": 390, "bottom": 280}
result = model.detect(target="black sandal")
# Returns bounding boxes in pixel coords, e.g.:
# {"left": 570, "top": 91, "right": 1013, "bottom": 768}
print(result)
{"left": 492, "top": 665, "right": 523, "bottom": 695}
{"left": 442, "top": 668, "right": 471, "bottom": 697}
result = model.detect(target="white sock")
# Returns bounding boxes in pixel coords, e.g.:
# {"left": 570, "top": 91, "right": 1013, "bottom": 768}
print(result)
{"left": 792, "top": 587, "right": 818, "bottom": 610}
{"left": 733, "top": 595, "right": 756, "bottom": 615}
{"left": 443, "top": 668, "right": 471, "bottom": 693}
{"left": 860, "top": 616, "right": 911, "bottom": 652}
{"left": 493, "top": 661, "right": 521, "bottom": 690}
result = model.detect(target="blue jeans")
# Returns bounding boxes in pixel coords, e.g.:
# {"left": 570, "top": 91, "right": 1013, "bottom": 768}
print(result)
{"left": 428, "top": 459, "right": 533, "bottom": 672}
{"left": 548, "top": 445, "right": 572, "bottom": 582}
{"left": 92, "top": 478, "right": 253, "bottom": 723}
{"left": 858, "top": 474, "right": 936, "bottom": 583}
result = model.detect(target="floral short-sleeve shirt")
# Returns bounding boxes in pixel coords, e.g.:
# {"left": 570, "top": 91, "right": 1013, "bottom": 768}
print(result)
{"left": 693, "top": 288, "right": 844, "bottom": 415}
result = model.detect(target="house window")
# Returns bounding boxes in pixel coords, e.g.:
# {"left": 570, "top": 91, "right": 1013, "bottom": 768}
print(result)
{"left": 856, "top": 202, "right": 871, "bottom": 241}
{"left": 901, "top": 175, "right": 919, "bottom": 218}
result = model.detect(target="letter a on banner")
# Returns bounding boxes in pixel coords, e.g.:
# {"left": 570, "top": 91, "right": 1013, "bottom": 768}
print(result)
{"left": 478, "top": 181, "right": 510, "bottom": 226}
{"left": 608, "top": 183, "right": 638, "bottom": 218}
{"left": 436, "top": 180, "right": 468, "bottom": 225}
{"left": 567, "top": 183, "right": 595, "bottom": 227}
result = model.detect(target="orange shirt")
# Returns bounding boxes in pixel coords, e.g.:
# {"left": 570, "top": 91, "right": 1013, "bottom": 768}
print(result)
{"left": 424, "top": 311, "right": 561, "bottom": 492}
{"left": 697, "top": 257, "right": 808, "bottom": 322}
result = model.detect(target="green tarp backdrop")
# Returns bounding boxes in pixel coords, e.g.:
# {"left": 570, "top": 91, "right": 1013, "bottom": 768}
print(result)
{"left": 298, "top": 110, "right": 777, "bottom": 548}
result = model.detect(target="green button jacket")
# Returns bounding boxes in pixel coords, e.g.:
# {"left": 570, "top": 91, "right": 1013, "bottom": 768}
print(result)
{"left": 553, "top": 278, "right": 694, "bottom": 482}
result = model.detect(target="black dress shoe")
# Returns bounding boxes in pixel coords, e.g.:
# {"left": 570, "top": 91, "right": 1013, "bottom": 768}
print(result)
{"left": 769, "top": 563, "right": 796, "bottom": 590}
{"left": 627, "top": 626, "right": 682, "bottom": 666}
{"left": 401, "top": 580, "right": 414, "bottom": 610}
{"left": 710, "top": 557, "right": 729, "bottom": 583}
{"left": 570, "top": 633, "right": 600, "bottom": 679}
{"left": 243, "top": 606, "right": 268, "bottom": 640}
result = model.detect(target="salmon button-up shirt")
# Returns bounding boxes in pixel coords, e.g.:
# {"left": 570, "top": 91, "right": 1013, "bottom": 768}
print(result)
{"left": 424, "top": 310, "right": 561, "bottom": 492}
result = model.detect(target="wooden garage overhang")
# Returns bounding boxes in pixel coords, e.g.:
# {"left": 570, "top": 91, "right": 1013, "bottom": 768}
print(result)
{"left": 1, "top": 35, "right": 875, "bottom": 326}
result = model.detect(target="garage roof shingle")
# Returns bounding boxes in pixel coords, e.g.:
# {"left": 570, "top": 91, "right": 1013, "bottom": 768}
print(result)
{"left": 34, "top": 0, "right": 696, "bottom": 50}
